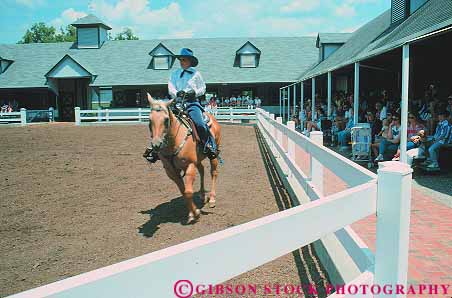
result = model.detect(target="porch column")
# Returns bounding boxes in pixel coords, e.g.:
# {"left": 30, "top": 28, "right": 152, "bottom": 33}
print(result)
{"left": 287, "top": 86, "right": 291, "bottom": 121}
{"left": 300, "top": 82, "right": 304, "bottom": 128}
{"left": 281, "top": 88, "right": 286, "bottom": 120}
{"left": 327, "top": 71, "right": 332, "bottom": 118}
{"left": 354, "top": 62, "right": 360, "bottom": 125}
{"left": 312, "top": 77, "right": 316, "bottom": 120}
{"left": 400, "top": 44, "right": 410, "bottom": 164}
{"left": 293, "top": 83, "right": 297, "bottom": 118}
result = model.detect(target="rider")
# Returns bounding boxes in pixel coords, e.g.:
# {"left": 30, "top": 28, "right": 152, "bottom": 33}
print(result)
{"left": 144, "top": 48, "right": 218, "bottom": 163}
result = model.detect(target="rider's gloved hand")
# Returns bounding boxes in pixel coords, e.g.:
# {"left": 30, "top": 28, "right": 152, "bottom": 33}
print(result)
{"left": 186, "top": 90, "right": 196, "bottom": 100}
{"left": 176, "top": 90, "right": 186, "bottom": 98}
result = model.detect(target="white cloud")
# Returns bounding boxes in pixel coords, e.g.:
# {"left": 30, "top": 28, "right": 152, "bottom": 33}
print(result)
{"left": 51, "top": 8, "right": 87, "bottom": 29}
{"left": 280, "top": 0, "right": 321, "bottom": 13}
{"left": 335, "top": 4, "right": 356, "bottom": 17}
{"left": 87, "top": 0, "right": 185, "bottom": 39}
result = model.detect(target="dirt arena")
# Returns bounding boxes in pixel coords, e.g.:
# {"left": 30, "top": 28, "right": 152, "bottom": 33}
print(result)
{"left": 0, "top": 123, "right": 330, "bottom": 297}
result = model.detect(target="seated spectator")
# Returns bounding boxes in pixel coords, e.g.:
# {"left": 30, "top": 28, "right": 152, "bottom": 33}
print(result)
{"left": 446, "top": 95, "right": 452, "bottom": 116}
{"left": 372, "top": 118, "right": 390, "bottom": 158}
{"left": 306, "top": 108, "right": 326, "bottom": 132}
{"left": 365, "top": 110, "right": 382, "bottom": 142}
{"left": 392, "top": 112, "right": 426, "bottom": 161}
{"left": 421, "top": 110, "right": 450, "bottom": 170}
{"left": 374, "top": 114, "right": 401, "bottom": 162}
{"left": 375, "top": 101, "right": 387, "bottom": 121}
{"left": 337, "top": 109, "right": 355, "bottom": 151}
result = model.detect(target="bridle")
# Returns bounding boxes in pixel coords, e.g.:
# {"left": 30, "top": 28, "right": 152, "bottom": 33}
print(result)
{"left": 149, "top": 100, "right": 192, "bottom": 158}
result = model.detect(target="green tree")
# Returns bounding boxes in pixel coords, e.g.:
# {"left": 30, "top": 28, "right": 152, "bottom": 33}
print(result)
{"left": 114, "top": 28, "right": 139, "bottom": 40}
{"left": 19, "top": 23, "right": 76, "bottom": 44}
{"left": 19, "top": 22, "right": 57, "bottom": 43}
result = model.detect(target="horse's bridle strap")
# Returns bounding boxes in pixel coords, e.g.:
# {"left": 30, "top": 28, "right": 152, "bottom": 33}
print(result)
{"left": 172, "top": 126, "right": 192, "bottom": 157}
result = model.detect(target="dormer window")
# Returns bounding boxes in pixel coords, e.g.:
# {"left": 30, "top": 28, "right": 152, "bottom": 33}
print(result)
{"left": 71, "top": 14, "right": 111, "bottom": 49}
{"left": 0, "top": 57, "right": 13, "bottom": 74}
{"left": 235, "top": 41, "right": 261, "bottom": 68}
{"left": 316, "top": 33, "right": 351, "bottom": 62}
{"left": 149, "top": 43, "right": 174, "bottom": 70}
{"left": 153, "top": 56, "right": 170, "bottom": 70}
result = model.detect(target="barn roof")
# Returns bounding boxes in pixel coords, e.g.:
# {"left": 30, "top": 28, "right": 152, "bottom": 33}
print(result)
{"left": 0, "top": 37, "right": 318, "bottom": 88}
{"left": 300, "top": 0, "right": 452, "bottom": 81}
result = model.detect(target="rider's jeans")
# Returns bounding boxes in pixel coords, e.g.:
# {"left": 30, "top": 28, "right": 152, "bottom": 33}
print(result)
{"left": 186, "top": 101, "right": 215, "bottom": 149}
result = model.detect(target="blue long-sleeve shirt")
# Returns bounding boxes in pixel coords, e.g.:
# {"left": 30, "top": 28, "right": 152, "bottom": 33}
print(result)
{"left": 433, "top": 119, "right": 450, "bottom": 143}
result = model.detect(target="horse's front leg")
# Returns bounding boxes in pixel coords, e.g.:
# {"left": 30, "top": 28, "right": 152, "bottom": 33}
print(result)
{"left": 184, "top": 163, "right": 201, "bottom": 224}
{"left": 162, "top": 161, "right": 185, "bottom": 195}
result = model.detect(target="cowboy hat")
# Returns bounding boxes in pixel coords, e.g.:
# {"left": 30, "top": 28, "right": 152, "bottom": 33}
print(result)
{"left": 175, "top": 48, "right": 199, "bottom": 67}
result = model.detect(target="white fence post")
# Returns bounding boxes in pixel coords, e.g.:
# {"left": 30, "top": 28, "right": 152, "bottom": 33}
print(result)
{"left": 138, "top": 108, "right": 142, "bottom": 122}
{"left": 20, "top": 108, "right": 27, "bottom": 126}
{"left": 374, "top": 161, "right": 413, "bottom": 298}
{"left": 75, "top": 107, "right": 81, "bottom": 126}
{"left": 230, "top": 107, "right": 233, "bottom": 123}
{"left": 106, "top": 109, "right": 110, "bottom": 122}
{"left": 310, "top": 131, "right": 324, "bottom": 197}
{"left": 97, "top": 107, "right": 102, "bottom": 122}
{"left": 287, "top": 121, "right": 296, "bottom": 182}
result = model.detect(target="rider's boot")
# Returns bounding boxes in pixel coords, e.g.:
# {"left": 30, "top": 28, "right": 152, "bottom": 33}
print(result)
{"left": 143, "top": 147, "right": 160, "bottom": 163}
{"left": 203, "top": 137, "right": 219, "bottom": 160}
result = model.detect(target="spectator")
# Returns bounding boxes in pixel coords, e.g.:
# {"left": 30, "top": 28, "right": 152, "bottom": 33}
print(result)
{"left": 371, "top": 118, "right": 390, "bottom": 158}
{"left": 306, "top": 107, "right": 326, "bottom": 132}
{"left": 446, "top": 95, "right": 452, "bottom": 117}
{"left": 421, "top": 110, "right": 450, "bottom": 170}
{"left": 375, "top": 114, "right": 401, "bottom": 162}
{"left": 230, "top": 96, "right": 236, "bottom": 107}
{"left": 255, "top": 96, "right": 262, "bottom": 108}
{"left": 365, "top": 110, "right": 382, "bottom": 142}
{"left": 391, "top": 112, "right": 426, "bottom": 161}
{"left": 375, "top": 101, "right": 387, "bottom": 121}
{"left": 236, "top": 95, "right": 242, "bottom": 107}
{"left": 337, "top": 109, "right": 355, "bottom": 151}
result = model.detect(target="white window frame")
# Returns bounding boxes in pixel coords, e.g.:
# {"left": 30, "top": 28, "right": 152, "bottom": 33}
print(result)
{"left": 154, "top": 56, "right": 169, "bottom": 70}
{"left": 240, "top": 54, "right": 257, "bottom": 68}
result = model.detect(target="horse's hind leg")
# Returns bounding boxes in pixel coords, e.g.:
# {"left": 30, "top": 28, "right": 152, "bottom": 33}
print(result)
{"left": 208, "top": 158, "right": 219, "bottom": 208}
{"left": 196, "top": 162, "right": 208, "bottom": 204}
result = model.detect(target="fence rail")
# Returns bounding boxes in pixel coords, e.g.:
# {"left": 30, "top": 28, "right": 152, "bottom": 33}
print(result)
{"left": 75, "top": 107, "right": 256, "bottom": 125}
{"left": 7, "top": 109, "right": 412, "bottom": 298}
{"left": 0, "top": 108, "right": 27, "bottom": 125}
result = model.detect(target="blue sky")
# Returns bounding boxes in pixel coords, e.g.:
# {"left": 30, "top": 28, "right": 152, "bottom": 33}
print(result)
{"left": 0, "top": 0, "right": 389, "bottom": 44}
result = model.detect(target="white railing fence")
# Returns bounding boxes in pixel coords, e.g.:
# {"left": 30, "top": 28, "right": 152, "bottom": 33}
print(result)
{"left": 0, "top": 108, "right": 27, "bottom": 125}
{"left": 75, "top": 107, "right": 256, "bottom": 125}
{"left": 8, "top": 109, "right": 412, "bottom": 298}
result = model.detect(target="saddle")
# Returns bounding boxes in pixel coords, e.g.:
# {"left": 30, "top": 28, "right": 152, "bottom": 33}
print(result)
{"left": 174, "top": 108, "right": 212, "bottom": 143}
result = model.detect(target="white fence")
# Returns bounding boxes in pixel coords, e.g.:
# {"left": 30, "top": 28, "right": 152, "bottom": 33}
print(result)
{"left": 8, "top": 109, "right": 412, "bottom": 298}
{"left": 0, "top": 108, "right": 27, "bottom": 125}
{"left": 75, "top": 107, "right": 256, "bottom": 125}
{"left": 205, "top": 107, "right": 257, "bottom": 122}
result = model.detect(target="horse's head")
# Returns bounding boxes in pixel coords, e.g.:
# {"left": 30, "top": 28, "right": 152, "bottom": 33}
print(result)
{"left": 147, "top": 93, "right": 174, "bottom": 151}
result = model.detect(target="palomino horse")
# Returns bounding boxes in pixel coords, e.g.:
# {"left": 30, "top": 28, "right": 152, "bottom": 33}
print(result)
{"left": 147, "top": 94, "right": 221, "bottom": 224}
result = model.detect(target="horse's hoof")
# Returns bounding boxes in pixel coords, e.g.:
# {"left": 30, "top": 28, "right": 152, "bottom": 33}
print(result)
{"left": 203, "top": 194, "right": 209, "bottom": 204}
{"left": 187, "top": 209, "right": 201, "bottom": 224}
